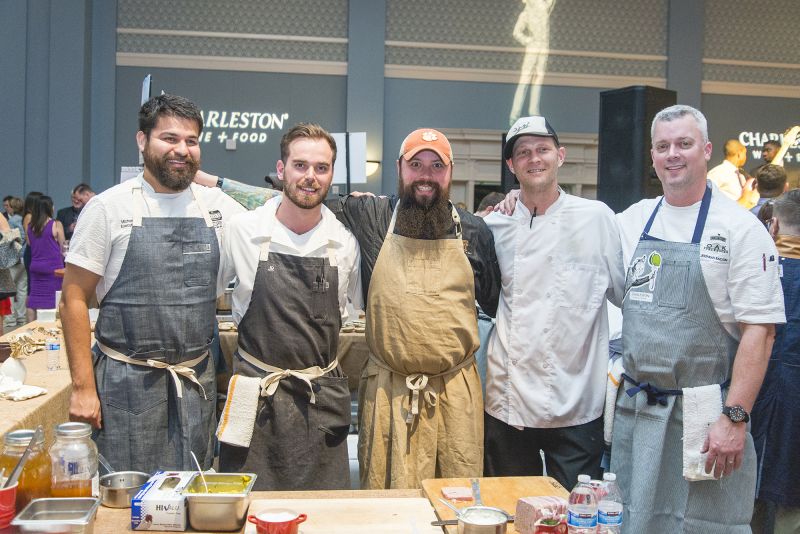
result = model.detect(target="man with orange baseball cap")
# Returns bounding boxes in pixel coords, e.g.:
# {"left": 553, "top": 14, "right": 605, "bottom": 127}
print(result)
{"left": 338, "top": 128, "right": 500, "bottom": 489}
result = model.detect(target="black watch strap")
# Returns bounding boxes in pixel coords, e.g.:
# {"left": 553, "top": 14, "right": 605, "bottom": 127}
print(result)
{"left": 722, "top": 405, "right": 750, "bottom": 423}
{"left": 216, "top": 176, "right": 225, "bottom": 188}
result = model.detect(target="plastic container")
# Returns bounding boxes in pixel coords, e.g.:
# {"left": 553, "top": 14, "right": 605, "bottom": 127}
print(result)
{"left": 597, "top": 472, "right": 623, "bottom": 534}
{"left": 50, "top": 422, "right": 99, "bottom": 498}
{"left": 0, "top": 429, "right": 51, "bottom": 510}
{"left": 567, "top": 474, "right": 597, "bottom": 534}
{"left": 46, "top": 338, "right": 61, "bottom": 371}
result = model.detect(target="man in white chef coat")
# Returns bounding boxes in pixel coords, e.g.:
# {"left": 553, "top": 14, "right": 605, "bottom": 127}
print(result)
{"left": 483, "top": 115, "right": 624, "bottom": 489}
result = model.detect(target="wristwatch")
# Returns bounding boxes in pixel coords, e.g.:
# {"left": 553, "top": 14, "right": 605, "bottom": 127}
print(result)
{"left": 722, "top": 405, "right": 750, "bottom": 423}
{"left": 216, "top": 176, "right": 225, "bottom": 189}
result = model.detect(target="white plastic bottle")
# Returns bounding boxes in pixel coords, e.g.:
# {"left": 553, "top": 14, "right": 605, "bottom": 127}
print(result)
{"left": 46, "top": 338, "right": 61, "bottom": 371}
{"left": 567, "top": 474, "right": 598, "bottom": 534}
{"left": 598, "top": 472, "right": 624, "bottom": 533}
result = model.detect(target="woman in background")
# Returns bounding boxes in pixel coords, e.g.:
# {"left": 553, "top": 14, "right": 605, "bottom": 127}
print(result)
{"left": 26, "top": 195, "right": 64, "bottom": 322}
{"left": 5, "top": 197, "right": 28, "bottom": 326}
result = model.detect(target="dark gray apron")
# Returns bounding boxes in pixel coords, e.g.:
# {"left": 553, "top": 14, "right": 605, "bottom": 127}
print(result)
{"left": 610, "top": 187, "right": 756, "bottom": 533}
{"left": 92, "top": 182, "right": 219, "bottom": 473}
{"left": 219, "top": 230, "right": 351, "bottom": 490}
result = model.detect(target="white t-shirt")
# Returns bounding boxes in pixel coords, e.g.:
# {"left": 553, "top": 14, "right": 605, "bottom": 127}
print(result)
{"left": 706, "top": 159, "right": 743, "bottom": 201}
{"left": 217, "top": 196, "right": 362, "bottom": 324}
{"left": 66, "top": 174, "right": 245, "bottom": 301}
{"left": 616, "top": 181, "right": 785, "bottom": 339}
{"left": 483, "top": 192, "right": 624, "bottom": 428}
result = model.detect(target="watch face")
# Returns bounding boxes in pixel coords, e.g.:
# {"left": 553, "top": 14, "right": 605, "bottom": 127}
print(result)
{"left": 726, "top": 405, "right": 747, "bottom": 423}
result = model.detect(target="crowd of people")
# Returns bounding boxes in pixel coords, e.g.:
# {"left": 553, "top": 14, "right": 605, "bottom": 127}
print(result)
{"left": 1, "top": 92, "right": 789, "bottom": 533}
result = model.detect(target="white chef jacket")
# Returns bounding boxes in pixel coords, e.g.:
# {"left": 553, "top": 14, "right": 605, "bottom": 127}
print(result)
{"left": 484, "top": 191, "right": 624, "bottom": 428}
{"left": 706, "top": 159, "right": 744, "bottom": 201}
{"left": 217, "top": 196, "right": 362, "bottom": 324}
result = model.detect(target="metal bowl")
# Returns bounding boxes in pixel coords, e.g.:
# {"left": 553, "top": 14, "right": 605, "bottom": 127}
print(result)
{"left": 99, "top": 471, "right": 150, "bottom": 508}
{"left": 182, "top": 473, "right": 257, "bottom": 531}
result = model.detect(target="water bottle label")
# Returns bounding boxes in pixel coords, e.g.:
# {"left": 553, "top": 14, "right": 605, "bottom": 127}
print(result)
{"left": 567, "top": 510, "right": 598, "bottom": 528}
{"left": 598, "top": 509, "right": 623, "bottom": 525}
{"left": 47, "top": 342, "right": 61, "bottom": 350}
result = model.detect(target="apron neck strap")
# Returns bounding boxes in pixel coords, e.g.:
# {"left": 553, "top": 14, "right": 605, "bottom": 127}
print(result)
{"left": 387, "top": 201, "right": 463, "bottom": 239}
{"left": 641, "top": 186, "right": 712, "bottom": 244}
{"left": 131, "top": 181, "right": 214, "bottom": 228}
{"left": 257, "top": 235, "right": 338, "bottom": 267}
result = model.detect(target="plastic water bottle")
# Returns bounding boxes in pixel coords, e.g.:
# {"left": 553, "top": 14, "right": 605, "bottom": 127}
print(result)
{"left": 598, "top": 472, "right": 624, "bottom": 533}
{"left": 46, "top": 338, "right": 61, "bottom": 371}
{"left": 567, "top": 474, "right": 598, "bottom": 533}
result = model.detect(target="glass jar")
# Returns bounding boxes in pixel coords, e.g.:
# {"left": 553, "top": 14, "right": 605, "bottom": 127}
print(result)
{"left": 0, "top": 429, "right": 51, "bottom": 510}
{"left": 49, "top": 422, "right": 98, "bottom": 498}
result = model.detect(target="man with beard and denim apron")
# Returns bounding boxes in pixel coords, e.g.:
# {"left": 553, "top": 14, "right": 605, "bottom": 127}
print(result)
{"left": 338, "top": 129, "right": 501, "bottom": 489}
{"left": 61, "top": 94, "right": 245, "bottom": 473}
{"left": 611, "top": 105, "right": 784, "bottom": 533}
{"left": 215, "top": 124, "right": 361, "bottom": 490}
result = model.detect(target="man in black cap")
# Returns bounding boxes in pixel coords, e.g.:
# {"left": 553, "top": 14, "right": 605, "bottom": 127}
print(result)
{"left": 483, "top": 115, "right": 624, "bottom": 488}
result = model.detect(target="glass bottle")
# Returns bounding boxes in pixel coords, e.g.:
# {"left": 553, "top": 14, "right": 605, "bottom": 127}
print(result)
{"left": 0, "top": 429, "right": 51, "bottom": 510}
{"left": 49, "top": 422, "right": 98, "bottom": 497}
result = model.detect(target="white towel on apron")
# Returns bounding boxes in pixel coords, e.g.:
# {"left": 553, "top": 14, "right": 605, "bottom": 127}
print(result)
{"left": 682, "top": 384, "right": 722, "bottom": 481}
{"left": 216, "top": 374, "right": 261, "bottom": 447}
{"left": 603, "top": 357, "right": 625, "bottom": 445}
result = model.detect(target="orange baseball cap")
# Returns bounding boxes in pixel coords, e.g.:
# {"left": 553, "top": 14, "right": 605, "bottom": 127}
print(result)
{"left": 398, "top": 128, "right": 453, "bottom": 165}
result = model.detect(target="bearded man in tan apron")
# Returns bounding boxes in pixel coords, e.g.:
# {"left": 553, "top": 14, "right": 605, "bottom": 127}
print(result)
{"left": 338, "top": 129, "right": 501, "bottom": 489}
{"left": 611, "top": 105, "right": 784, "bottom": 532}
{"left": 61, "top": 94, "right": 245, "bottom": 472}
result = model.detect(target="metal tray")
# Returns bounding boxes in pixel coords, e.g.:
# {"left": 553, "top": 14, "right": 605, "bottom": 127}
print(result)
{"left": 12, "top": 497, "right": 101, "bottom": 533}
{"left": 182, "top": 473, "right": 257, "bottom": 532}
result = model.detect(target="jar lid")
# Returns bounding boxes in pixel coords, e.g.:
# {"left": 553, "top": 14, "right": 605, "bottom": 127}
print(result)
{"left": 4, "top": 429, "right": 44, "bottom": 446}
{"left": 55, "top": 422, "right": 92, "bottom": 438}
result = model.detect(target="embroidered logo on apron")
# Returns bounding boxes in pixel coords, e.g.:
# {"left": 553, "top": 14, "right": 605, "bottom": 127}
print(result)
{"left": 625, "top": 251, "right": 662, "bottom": 302}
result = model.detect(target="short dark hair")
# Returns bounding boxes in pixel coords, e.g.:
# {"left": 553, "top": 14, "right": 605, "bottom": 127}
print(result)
{"left": 279, "top": 123, "right": 337, "bottom": 165}
{"left": 755, "top": 164, "right": 787, "bottom": 197}
{"left": 773, "top": 189, "right": 800, "bottom": 232}
{"left": 138, "top": 94, "right": 203, "bottom": 138}
{"left": 764, "top": 140, "right": 781, "bottom": 150}
{"left": 3, "top": 196, "right": 12, "bottom": 203}
{"left": 476, "top": 191, "right": 505, "bottom": 212}
{"left": 72, "top": 183, "right": 94, "bottom": 195}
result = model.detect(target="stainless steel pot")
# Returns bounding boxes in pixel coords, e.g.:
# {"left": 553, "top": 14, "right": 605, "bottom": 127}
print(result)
{"left": 99, "top": 471, "right": 149, "bottom": 508}
{"left": 216, "top": 287, "right": 233, "bottom": 312}
{"left": 456, "top": 505, "right": 510, "bottom": 534}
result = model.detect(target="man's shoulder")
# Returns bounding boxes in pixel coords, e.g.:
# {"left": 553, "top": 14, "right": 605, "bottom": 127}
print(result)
{"left": 457, "top": 207, "right": 491, "bottom": 236}
{"left": 56, "top": 206, "right": 72, "bottom": 217}
{"left": 564, "top": 194, "right": 615, "bottom": 218}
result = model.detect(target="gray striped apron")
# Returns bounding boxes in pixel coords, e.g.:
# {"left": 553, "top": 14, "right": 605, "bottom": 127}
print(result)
{"left": 92, "top": 182, "right": 219, "bottom": 473}
{"left": 218, "top": 230, "right": 351, "bottom": 490}
{"left": 610, "top": 187, "right": 756, "bottom": 533}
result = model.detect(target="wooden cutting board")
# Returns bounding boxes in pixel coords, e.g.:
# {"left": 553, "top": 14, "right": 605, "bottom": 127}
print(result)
{"left": 245, "top": 497, "right": 442, "bottom": 533}
{"left": 422, "top": 476, "right": 569, "bottom": 534}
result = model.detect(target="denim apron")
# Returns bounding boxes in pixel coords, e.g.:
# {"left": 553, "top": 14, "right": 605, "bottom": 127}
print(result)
{"left": 358, "top": 204, "right": 483, "bottom": 489}
{"left": 752, "top": 250, "right": 800, "bottom": 508}
{"left": 92, "top": 182, "right": 219, "bottom": 473}
{"left": 610, "top": 187, "right": 755, "bottom": 533}
{"left": 218, "top": 228, "right": 351, "bottom": 490}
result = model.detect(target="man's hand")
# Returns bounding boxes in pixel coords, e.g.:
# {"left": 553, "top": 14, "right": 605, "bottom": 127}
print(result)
{"left": 349, "top": 191, "right": 376, "bottom": 198}
{"left": 493, "top": 189, "right": 520, "bottom": 215}
{"left": 70, "top": 385, "right": 102, "bottom": 429}
{"left": 702, "top": 415, "right": 746, "bottom": 478}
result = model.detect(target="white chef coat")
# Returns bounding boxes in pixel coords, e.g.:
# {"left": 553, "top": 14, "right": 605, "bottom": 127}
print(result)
{"left": 66, "top": 174, "right": 245, "bottom": 302}
{"left": 217, "top": 196, "right": 362, "bottom": 324}
{"left": 616, "top": 181, "right": 785, "bottom": 338}
{"left": 707, "top": 159, "right": 744, "bottom": 201}
{"left": 484, "top": 191, "right": 624, "bottom": 429}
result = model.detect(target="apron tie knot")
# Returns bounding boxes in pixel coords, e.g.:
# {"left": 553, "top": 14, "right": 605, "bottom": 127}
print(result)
{"left": 405, "top": 373, "right": 439, "bottom": 423}
{"left": 145, "top": 359, "right": 208, "bottom": 400}
{"left": 622, "top": 373, "right": 682, "bottom": 406}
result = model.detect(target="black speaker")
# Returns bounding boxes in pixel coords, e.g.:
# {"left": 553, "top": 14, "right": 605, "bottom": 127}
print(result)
{"left": 500, "top": 133, "right": 518, "bottom": 193}
{"left": 597, "top": 86, "right": 677, "bottom": 213}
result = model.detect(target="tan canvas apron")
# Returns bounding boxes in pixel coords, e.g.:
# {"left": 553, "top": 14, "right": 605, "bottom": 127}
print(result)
{"left": 358, "top": 205, "right": 483, "bottom": 489}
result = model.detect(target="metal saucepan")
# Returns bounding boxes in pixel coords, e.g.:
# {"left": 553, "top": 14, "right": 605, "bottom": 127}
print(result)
{"left": 438, "top": 498, "right": 511, "bottom": 534}
{"left": 99, "top": 471, "right": 150, "bottom": 508}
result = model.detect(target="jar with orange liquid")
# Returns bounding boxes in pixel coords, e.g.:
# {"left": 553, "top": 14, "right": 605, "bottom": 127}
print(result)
{"left": 49, "top": 422, "right": 98, "bottom": 497}
{"left": 0, "top": 429, "right": 51, "bottom": 510}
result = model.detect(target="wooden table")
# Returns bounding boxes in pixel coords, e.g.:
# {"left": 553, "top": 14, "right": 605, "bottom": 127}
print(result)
{"left": 218, "top": 330, "right": 369, "bottom": 392}
{"left": 0, "top": 321, "right": 72, "bottom": 444}
{"left": 94, "top": 489, "right": 423, "bottom": 534}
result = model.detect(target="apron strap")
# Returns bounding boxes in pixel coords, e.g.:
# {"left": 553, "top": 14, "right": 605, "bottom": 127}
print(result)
{"left": 256, "top": 233, "right": 338, "bottom": 268}
{"left": 387, "top": 201, "right": 463, "bottom": 239}
{"left": 641, "top": 186, "right": 712, "bottom": 244}
{"left": 621, "top": 372, "right": 730, "bottom": 406}
{"left": 131, "top": 182, "right": 214, "bottom": 228}
{"left": 368, "top": 353, "right": 476, "bottom": 424}
{"left": 236, "top": 346, "right": 339, "bottom": 405}
{"left": 97, "top": 341, "right": 209, "bottom": 400}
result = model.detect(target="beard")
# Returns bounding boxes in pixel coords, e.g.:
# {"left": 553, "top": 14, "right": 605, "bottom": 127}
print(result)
{"left": 142, "top": 143, "right": 199, "bottom": 192}
{"left": 393, "top": 175, "right": 453, "bottom": 240}
{"left": 283, "top": 178, "right": 330, "bottom": 210}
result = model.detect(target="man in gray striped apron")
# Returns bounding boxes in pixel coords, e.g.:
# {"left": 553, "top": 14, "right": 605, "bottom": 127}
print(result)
{"left": 611, "top": 105, "right": 784, "bottom": 532}
{"left": 61, "top": 94, "right": 245, "bottom": 473}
